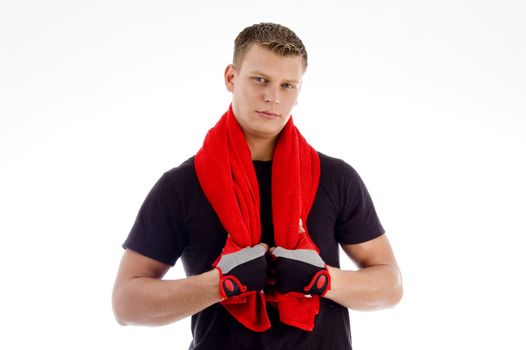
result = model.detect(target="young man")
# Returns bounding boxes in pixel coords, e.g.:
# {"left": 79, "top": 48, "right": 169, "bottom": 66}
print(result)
{"left": 112, "top": 23, "right": 402, "bottom": 349}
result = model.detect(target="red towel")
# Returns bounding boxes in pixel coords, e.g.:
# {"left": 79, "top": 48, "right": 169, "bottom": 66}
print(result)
{"left": 195, "top": 104, "right": 321, "bottom": 331}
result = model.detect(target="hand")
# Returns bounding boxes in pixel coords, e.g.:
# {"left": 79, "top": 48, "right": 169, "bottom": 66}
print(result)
{"left": 216, "top": 243, "right": 269, "bottom": 300}
{"left": 269, "top": 247, "right": 331, "bottom": 296}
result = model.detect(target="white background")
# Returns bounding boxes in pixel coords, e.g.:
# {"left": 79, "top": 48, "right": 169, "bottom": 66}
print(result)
{"left": 1, "top": 0, "right": 525, "bottom": 349}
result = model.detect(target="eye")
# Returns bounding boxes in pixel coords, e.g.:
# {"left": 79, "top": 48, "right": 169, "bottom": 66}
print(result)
{"left": 253, "top": 77, "right": 268, "bottom": 84}
{"left": 282, "top": 82, "right": 296, "bottom": 89}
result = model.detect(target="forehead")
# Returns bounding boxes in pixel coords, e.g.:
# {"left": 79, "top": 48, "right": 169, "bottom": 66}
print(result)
{"left": 237, "top": 44, "right": 304, "bottom": 81}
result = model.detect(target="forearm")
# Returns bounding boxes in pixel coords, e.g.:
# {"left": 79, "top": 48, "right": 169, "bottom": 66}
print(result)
{"left": 113, "top": 269, "right": 221, "bottom": 326}
{"left": 324, "top": 265, "right": 403, "bottom": 310}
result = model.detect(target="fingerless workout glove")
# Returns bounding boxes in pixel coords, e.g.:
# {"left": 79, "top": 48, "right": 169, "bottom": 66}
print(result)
{"left": 216, "top": 245, "right": 268, "bottom": 299}
{"left": 270, "top": 247, "right": 331, "bottom": 296}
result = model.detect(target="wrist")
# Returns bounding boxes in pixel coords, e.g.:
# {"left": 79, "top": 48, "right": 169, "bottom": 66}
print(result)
{"left": 201, "top": 268, "right": 222, "bottom": 303}
{"left": 323, "top": 265, "right": 339, "bottom": 299}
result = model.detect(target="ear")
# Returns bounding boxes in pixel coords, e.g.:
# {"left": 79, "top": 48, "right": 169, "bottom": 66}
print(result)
{"left": 224, "top": 64, "right": 236, "bottom": 93}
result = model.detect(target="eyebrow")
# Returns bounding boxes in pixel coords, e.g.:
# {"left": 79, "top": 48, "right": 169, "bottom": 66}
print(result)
{"left": 248, "top": 70, "right": 300, "bottom": 85}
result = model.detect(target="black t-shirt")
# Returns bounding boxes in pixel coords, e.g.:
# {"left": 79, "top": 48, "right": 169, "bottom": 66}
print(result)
{"left": 123, "top": 152, "right": 385, "bottom": 350}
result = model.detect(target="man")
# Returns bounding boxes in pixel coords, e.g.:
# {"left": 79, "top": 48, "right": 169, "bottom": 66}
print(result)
{"left": 112, "top": 22, "right": 402, "bottom": 349}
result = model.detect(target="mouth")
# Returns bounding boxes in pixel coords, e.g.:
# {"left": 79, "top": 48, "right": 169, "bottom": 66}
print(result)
{"left": 256, "top": 110, "right": 280, "bottom": 119}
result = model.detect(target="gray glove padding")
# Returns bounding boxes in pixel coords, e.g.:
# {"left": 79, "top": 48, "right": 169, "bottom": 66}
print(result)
{"left": 216, "top": 244, "right": 268, "bottom": 299}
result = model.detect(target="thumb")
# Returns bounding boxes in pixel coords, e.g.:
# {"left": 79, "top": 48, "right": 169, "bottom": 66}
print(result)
{"left": 259, "top": 243, "right": 269, "bottom": 251}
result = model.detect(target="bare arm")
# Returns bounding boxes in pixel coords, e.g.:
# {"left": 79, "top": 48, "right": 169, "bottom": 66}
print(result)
{"left": 323, "top": 234, "right": 403, "bottom": 310}
{"left": 112, "top": 249, "right": 221, "bottom": 326}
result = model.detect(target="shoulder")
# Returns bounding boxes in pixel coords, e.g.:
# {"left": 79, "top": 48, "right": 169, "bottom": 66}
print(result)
{"left": 139, "top": 156, "right": 198, "bottom": 208}
{"left": 158, "top": 155, "right": 207, "bottom": 211}
{"left": 161, "top": 156, "right": 197, "bottom": 188}
{"left": 317, "top": 151, "right": 360, "bottom": 183}
{"left": 164, "top": 155, "right": 196, "bottom": 176}
{"left": 316, "top": 151, "right": 371, "bottom": 207}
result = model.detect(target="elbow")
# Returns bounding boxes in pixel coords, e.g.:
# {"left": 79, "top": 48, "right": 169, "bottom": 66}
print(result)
{"left": 113, "top": 306, "right": 129, "bottom": 326}
{"left": 387, "top": 269, "right": 403, "bottom": 307}
{"left": 389, "top": 282, "right": 403, "bottom": 307}
{"left": 112, "top": 287, "right": 132, "bottom": 326}
{"left": 112, "top": 301, "right": 129, "bottom": 326}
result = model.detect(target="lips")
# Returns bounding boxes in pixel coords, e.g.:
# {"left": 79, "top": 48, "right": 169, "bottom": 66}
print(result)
{"left": 256, "top": 110, "right": 279, "bottom": 119}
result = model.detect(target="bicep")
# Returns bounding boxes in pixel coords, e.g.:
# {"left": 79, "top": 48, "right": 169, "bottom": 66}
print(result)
{"left": 341, "top": 234, "right": 399, "bottom": 269}
{"left": 115, "top": 248, "right": 171, "bottom": 284}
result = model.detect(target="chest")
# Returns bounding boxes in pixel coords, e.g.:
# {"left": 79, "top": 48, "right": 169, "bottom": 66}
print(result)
{"left": 179, "top": 171, "right": 341, "bottom": 276}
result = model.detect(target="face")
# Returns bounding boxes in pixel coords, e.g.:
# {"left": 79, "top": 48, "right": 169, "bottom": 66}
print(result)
{"left": 224, "top": 44, "right": 304, "bottom": 142}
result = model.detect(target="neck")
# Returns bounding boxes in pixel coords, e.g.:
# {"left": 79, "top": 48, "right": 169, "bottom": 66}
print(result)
{"left": 246, "top": 136, "right": 278, "bottom": 161}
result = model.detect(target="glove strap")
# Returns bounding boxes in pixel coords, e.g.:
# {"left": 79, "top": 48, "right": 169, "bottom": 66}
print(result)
{"left": 304, "top": 269, "right": 331, "bottom": 296}
{"left": 218, "top": 270, "right": 247, "bottom": 299}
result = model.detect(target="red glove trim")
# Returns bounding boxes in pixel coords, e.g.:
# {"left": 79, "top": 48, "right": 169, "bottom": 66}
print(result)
{"left": 304, "top": 268, "right": 331, "bottom": 297}
{"left": 217, "top": 268, "right": 247, "bottom": 300}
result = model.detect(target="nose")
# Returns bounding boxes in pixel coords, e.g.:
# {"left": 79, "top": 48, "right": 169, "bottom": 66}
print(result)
{"left": 264, "top": 85, "right": 280, "bottom": 104}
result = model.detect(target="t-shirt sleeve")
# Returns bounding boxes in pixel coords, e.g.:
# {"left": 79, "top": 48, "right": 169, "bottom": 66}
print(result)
{"left": 122, "top": 173, "right": 187, "bottom": 266}
{"left": 335, "top": 161, "right": 385, "bottom": 244}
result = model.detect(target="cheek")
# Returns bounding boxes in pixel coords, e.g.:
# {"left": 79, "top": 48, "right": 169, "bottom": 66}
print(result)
{"left": 233, "top": 86, "right": 250, "bottom": 105}
{"left": 241, "top": 87, "right": 260, "bottom": 104}
{"left": 283, "top": 92, "right": 299, "bottom": 106}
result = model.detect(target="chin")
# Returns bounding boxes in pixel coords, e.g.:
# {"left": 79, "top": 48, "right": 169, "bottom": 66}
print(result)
{"left": 247, "top": 126, "right": 278, "bottom": 138}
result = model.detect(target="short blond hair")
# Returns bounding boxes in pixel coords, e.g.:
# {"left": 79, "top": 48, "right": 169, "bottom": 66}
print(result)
{"left": 233, "top": 22, "right": 308, "bottom": 71}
